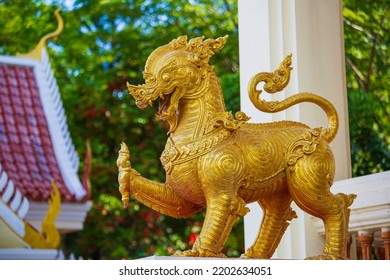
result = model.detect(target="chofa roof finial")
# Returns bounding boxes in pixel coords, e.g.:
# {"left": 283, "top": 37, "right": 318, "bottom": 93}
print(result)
{"left": 17, "top": 7, "right": 63, "bottom": 60}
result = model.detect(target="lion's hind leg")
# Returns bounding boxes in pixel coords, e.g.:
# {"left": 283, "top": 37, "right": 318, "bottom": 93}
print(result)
{"left": 305, "top": 193, "right": 356, "bottom": 260}
{"left": 286, "top": 144, "right": 356, "bottom": 260}
{"left": 242, "top": 185, "right": 297, "bottom": 259}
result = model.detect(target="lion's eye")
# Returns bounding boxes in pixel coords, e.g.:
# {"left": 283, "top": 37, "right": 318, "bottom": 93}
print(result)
{"left": 162, "top": 73, "right": 171, "bottom": 82}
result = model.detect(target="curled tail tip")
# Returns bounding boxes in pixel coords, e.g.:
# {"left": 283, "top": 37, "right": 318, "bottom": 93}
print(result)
{"left": 284, "top": 53, "right": 293, "bottom": 64}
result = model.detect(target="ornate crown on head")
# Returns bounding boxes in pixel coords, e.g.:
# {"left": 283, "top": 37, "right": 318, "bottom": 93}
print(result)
{"left": 145, "top": 35, "right": 228, "bottom": 71}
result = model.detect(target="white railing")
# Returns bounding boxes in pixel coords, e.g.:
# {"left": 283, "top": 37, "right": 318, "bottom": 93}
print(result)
{"left": 314, "top": 171, "right": 390, "bottom": 259}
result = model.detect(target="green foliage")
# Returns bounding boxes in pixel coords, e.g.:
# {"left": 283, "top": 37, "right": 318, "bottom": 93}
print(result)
{"left": 0, "top": 0, "right": 242, "bottom": 259}
{"left": 343, "top": 0, "right": 390, "bottom": 176}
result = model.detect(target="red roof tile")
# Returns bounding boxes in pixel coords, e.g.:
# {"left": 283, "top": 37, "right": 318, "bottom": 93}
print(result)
{"left": 0, "top": 60, "right": 87, "bottom": 204}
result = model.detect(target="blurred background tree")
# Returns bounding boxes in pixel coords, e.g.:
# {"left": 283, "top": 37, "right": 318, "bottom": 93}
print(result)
{"left": 0, "top": 0, "right": 388, "bottom": 259}
{"left": 343, "top": 0, "right": 389, "bottom": 176}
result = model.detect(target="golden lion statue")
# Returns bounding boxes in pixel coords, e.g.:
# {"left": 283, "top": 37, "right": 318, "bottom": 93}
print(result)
{"left": 117, "top": 35, "right": 356, "bottom": 259}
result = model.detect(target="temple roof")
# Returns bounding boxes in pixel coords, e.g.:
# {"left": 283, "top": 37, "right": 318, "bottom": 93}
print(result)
{"left": 0, "top": 49, "right": 89, "bottom": 222}
{"left": 0, "top": 9, "right": 91, "bottom": 256}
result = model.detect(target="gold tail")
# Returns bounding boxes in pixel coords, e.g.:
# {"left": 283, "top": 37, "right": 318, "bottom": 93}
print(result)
{"left": 248, "top": 55, "right": 339, "bottom": 143}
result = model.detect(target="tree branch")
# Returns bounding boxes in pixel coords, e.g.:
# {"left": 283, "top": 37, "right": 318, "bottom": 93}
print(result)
{"left": 366, "top": 9, "right": 388, "bottom": 91}
{"left": 346, "top": 57, "right": 366, "bottom": 87}
{"left": 344, "top": 18, "right": 374, "bottom": 40}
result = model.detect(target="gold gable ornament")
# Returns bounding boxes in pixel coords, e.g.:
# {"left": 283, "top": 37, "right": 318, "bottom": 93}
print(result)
{"left": 23, "top": 180, "right": 61, "bottom": 249}
{"left": 118, "top": 35, "right": 356, "bottom": 259}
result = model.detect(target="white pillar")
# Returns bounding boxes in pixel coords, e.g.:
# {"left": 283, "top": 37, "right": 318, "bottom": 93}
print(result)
{"left": 239, "top": 0, "right": 351, "bottom": 259}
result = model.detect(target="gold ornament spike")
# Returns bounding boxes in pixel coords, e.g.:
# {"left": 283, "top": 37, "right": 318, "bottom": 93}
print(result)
{"left": 17, "top": 7, "right": 64, "bottom": 61}
{"left": 23, "top": 180, "right": 61, "bottom": 249}
{"left": 119, "top": 35, "right": 356, "bottom": 259}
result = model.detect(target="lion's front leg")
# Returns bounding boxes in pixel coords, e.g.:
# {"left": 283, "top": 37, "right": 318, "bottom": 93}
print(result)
{"left": 175, "top": 147, "right": 249, "bottom": 257}
{"left": 175, "top": 193, "right": 249, "bottom": 258}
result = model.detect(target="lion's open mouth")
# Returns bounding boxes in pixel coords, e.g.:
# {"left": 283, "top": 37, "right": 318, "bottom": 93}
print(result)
{"left": 156, "top": 92, "right": 172, "bottom": 120}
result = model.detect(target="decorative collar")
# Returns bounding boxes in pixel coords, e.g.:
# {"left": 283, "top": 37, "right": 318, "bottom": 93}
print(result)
{"left": 160, "top": 128, "right": 231, "bottom": 174}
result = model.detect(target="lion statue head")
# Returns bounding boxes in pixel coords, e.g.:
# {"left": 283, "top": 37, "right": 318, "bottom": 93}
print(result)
{"left": 127, "top": 35, "right": 228, "bottom": 133}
